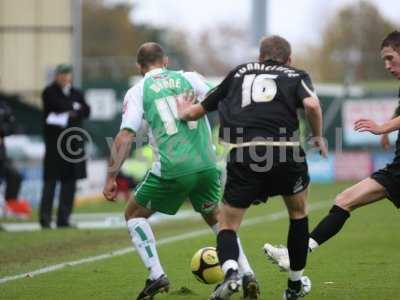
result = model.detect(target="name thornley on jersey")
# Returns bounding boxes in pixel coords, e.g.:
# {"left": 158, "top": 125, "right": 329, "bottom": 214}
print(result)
{"left": 234, "top": 63, "right": 301, "bottom": 78}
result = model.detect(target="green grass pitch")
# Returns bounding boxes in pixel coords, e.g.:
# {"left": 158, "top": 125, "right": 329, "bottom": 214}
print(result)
{"left": 1, "top": 182, "right": 400, "bottom": 299}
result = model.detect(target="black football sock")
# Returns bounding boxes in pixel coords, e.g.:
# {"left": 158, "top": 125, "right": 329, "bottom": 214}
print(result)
{"left": 288, "top": 279, "right": 302, "bottom": 292}
{"left": 217, "top": 229, "right": 239, "bottom": 274}
{"left": 310, "top": 205, "right": 350, "bottom": 246}
{"left": 287, "top": 217, "right": 309, "bottom": 272}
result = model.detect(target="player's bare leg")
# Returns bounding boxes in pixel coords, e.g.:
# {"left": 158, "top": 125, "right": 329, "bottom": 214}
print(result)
{"left": 125, "top": 197, "right": 170, "bottom": 300}
{"left": 210, "top": 202, "right": 246, "bottom": 300}
{"left": 203, "top": 207, "right": 259, "bottom": 300}
{"left": 265, "top": 178, "right": 387, "bottom": 274}
{"left": 202, "top": 207, "right": 256, "bottom": 275}
{"left": 282, "top": 189, "right": 312, "bottom": 299}
{"left": 308, "top": 177, "right": 386, "bottom": 251}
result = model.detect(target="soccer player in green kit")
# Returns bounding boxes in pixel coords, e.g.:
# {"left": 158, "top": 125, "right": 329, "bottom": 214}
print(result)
{"left": 103, "top": 43, "right": 258, "bottom": 300}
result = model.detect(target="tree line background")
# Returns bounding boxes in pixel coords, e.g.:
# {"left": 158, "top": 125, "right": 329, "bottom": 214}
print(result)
{"left": 82, "top": 0, "right": 398, "bottom": 84}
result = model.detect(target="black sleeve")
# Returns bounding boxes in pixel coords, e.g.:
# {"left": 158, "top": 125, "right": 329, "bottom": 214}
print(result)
{"left": 74, "top": 90, "right": 91, "bottom": 120}
{"left": 296, "top": 72, "right": 315, "bottom": 107}
{"left": 201, "top": 69, "right": 236, "bottom": 112}
{"left": 0, "top": 103, "right": 15, "bottom": 137}
{"left": 42, "top": 87, "right": 67, "bottom": 114}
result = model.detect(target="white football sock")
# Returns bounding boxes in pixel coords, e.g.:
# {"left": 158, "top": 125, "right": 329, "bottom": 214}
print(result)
{"left": 211, "top": 223, "right": 219, "bottom": 234}
{"left": 222, "top": 259, "right": 239, "bottom": 274}
{"left": 308, "top": 238, "right": 319, "bottom": 252}
{"left": 237, "top": 237, "right": 254, "bottom": 275}
{"left": 211, "top": 223, "right": 254, "bottom": 275}
{"left": 289, "top": 269, "right": 304, "bottom": 282}
{"left": 127, "top": 218, "right": 165, "bottom": 280}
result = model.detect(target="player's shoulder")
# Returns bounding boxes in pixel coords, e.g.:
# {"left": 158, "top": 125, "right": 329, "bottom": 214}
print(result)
{"left": 124, "top": 78, "right": 145, "bottom": 101}
{"left": 274, "top": 64, "right": 311, "bottom": 83}
{"left": 181, "top": 70, "right": 207, "bottom": 82}
{"left": 287, "top": 65, "right": 310, "bottom": 78}
{"left": 43, "top": 82, "right": 57, "bottom": 94}
{"left": 231, "top": 62, "right": 252, "bottom": 74}
{"left": 212, "top": 63, "right": 251, "bottom": 81}
{"left": 162, "top": 68, "right": 189, "bottom": 77}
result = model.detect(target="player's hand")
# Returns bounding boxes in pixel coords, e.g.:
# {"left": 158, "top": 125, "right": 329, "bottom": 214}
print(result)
{"left": 311, "top": 136, "right": 328, "bottom": 158}
{"left": 380, "top": 133, "right": 390, "bottom": 150}
{"left": 176, "top": 90, "right": 195, "bottom": 120}
{"left": 103, "top": 177, "right": 118, "bottom": 202}
{"left": 69, "top": 111, "right": 78, "bottom": 119}
{"left": 354, "top": 119, "right": 385, "bottom": 135}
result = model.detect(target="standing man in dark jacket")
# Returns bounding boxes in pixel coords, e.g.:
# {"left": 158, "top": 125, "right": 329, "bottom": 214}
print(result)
{"left": 39, "top": 64, "right": 90, "bottom": 228}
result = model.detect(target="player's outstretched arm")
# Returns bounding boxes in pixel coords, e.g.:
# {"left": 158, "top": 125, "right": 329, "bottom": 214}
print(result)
{"left": 380, "top": 133, "right": 390, "bottom": 150}
{"left": 378, "top": 109, "right": 400, "bottom": 150}
{"left": 177, "top": 99, "right": 206, "bottom": 121}
{"left": 303, "top": 96, "right": 328, "bottom": 157}
{"left": 103, "top": 129, "right": 135, "bottom": 201}
{"left": 354, "top": 116, "right": 400, "bottom": 135}
{"left": 178, "top": 68, "right": 234, "bottom": 121}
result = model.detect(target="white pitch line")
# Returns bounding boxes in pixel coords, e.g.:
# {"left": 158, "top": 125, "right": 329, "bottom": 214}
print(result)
{"left": 0, "top": 201, "right": 329, "bottom": 285}
{"left": 0, "top": 210, "right": 199, "bottom": 232}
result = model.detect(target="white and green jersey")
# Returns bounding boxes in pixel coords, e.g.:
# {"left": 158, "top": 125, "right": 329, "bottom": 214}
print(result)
{"left": 121, "top": 68, "right": 217, "bottom": 179}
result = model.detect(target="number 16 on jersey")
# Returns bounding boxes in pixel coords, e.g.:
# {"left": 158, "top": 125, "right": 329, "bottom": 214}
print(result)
{"left": 242, "top": 74, "right": 278, "bottom": 107}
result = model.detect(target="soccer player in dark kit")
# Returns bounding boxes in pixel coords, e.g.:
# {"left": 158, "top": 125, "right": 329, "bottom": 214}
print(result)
{"left": 264, "top": 30, "right": 400, "bottom": 283}
{"left": 177, "top": 35, "right": 326, "bottom": 300}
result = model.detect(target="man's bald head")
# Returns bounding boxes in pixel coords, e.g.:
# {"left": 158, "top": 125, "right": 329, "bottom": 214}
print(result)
{"left": 136, "top": 42, "right": 166, "bottom": 69}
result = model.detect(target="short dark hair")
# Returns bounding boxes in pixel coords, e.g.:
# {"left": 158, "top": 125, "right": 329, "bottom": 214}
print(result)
{"left": 136, "top": 42, "right": 165, "bottom": 67}
{"left": 381, "top": 31, "right": 400, "bottom": 52}
{"left": 55, "top": 64, "right": 72, "bottom": 75}
{"left": 259, "top": 35, "right": 291, "bottom": 64}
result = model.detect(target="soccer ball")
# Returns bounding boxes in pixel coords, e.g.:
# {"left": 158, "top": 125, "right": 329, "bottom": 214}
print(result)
{"left": 190, "top": 247, "right": 224, "bottom": 284}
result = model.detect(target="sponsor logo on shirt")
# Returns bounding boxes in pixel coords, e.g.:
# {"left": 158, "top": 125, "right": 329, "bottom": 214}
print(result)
{"left": 153, "top": 74, "right": 168, "bottom": 80}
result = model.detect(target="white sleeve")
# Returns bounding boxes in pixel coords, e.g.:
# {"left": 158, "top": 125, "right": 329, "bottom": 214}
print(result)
{"left": 120, "top": 84, "right": 144, "bottom": 133}
{"left": 183, "top": 72, "right": 213, "bottom": 102}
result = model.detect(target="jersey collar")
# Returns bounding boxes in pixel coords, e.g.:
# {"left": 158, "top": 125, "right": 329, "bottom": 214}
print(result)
{"left": 263, "top": 59, "right": 284, "bottom": 65}
{"left": 145, "top": 68, "right": 165, "bottom": 78}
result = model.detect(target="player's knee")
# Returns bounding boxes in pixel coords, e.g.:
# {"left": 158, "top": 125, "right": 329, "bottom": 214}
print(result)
{"left": 334, "top": 192, "right": 354, "bottom": 211}
{"left": 124, "top": 203, "right": 149, "bottom": 221}
{"left": 218, "top": 223, "right": 238, "bottom": 232}
{"left": 287, "top": 202, "right": 308, "bottom": 219}
{"left": 124, "top": 209, "right": 149, "bottom": 221}
{"left": 218, "top": 217, "right": 240, "bottom": 231}
{"left": 201, "top": 209, "right": 219, "bottom": 227}
{"left": 288, "top": 208, "right": 307, "bottom": 220}
{"left": 124, "top": 208, "right": 134, "bottom": 221}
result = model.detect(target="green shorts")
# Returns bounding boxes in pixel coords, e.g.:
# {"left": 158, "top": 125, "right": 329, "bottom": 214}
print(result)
{"left": 134, "top": 168, "right": 221, "bottom": 215}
